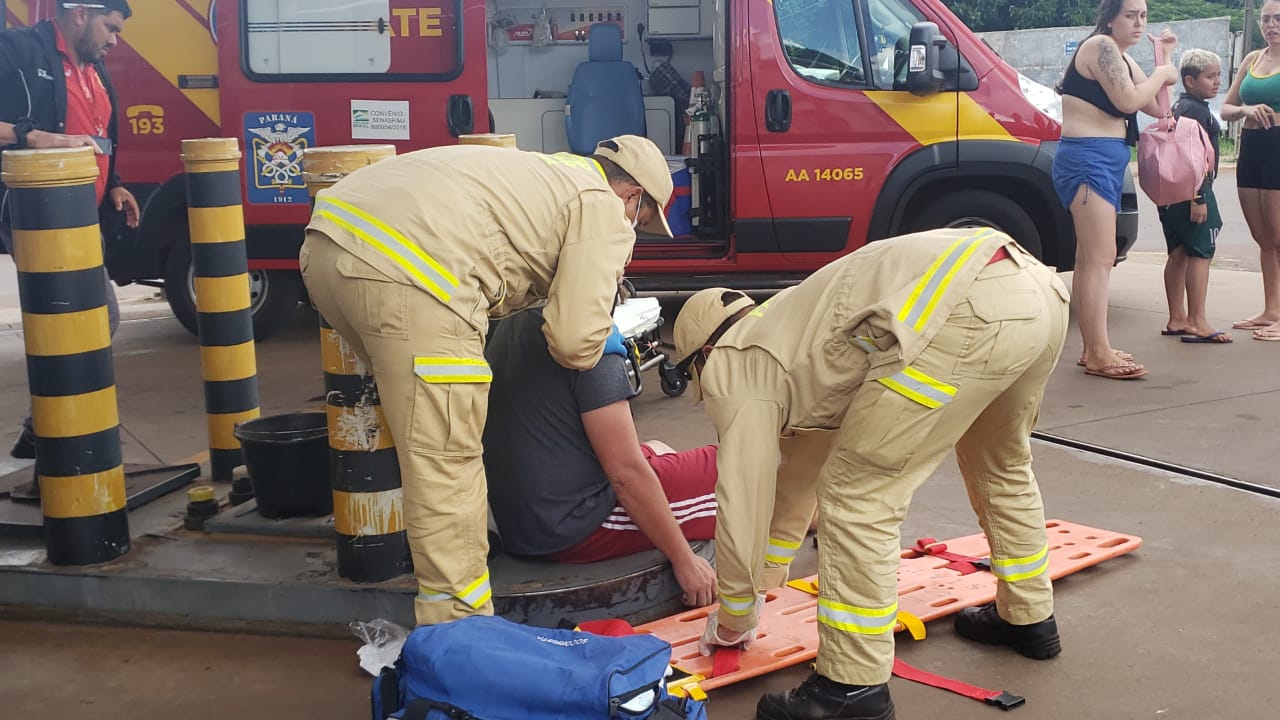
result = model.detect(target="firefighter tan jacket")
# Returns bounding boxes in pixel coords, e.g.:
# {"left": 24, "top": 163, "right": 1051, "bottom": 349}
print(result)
{"left": 306, "top": 145, "right": 636, "bottom": 370}
{"left": 701, "top": 229, "right": 1066, "bottom": 634}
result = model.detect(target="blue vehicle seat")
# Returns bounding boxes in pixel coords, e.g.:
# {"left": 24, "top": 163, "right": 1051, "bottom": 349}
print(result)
{"left": 565, "top": 23, "right": 647, "bottom": 154}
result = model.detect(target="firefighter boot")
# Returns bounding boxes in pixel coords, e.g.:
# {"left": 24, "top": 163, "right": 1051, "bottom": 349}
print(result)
{"left": 756, "top": 672, "right": 895, "bottom": 720}
{"left": 954, "top": 602, "right": 1061, "bottom": 659}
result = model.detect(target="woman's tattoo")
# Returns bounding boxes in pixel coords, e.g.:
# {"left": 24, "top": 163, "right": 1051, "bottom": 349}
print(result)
{"left": 1097, "top": 40, "right": 1128, "bottom": 89}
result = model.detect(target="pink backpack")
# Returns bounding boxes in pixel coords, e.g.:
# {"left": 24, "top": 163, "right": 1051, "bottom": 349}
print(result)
{"left": 1137, "top": 42, "right": 1215, "bottom": 206}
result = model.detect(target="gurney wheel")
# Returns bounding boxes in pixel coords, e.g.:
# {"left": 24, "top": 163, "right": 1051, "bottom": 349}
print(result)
{"left": 659, "top": 366, "right": 687, "bottom": 397}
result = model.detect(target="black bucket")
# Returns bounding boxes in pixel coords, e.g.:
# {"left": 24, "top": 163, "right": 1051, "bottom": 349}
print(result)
{"left": 233, "top": 412, "right": 332, "bottom": 519}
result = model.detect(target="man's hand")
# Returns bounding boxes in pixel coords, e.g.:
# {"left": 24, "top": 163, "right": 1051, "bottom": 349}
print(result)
{"left": 697, "top": 608, "right": 758, "bottom": 656}
{"left": 1190, "top": 202, "right": 1207, "bottom": 224}
{"left": 673, "top": 553, "right": 715, "bottom": 608}
{"left": 110, "top": 186, "right": 140, "bottom": 228}
{"left": 25, "top": 129, "right": 104, "bottom": 153}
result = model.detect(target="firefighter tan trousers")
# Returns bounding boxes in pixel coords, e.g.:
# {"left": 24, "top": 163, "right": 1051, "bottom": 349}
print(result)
{"left": 300, "top": 232, "right": 493, "bottom": 626}
{"left": 812, "top": 256, "right": 1070, "bottom": 686}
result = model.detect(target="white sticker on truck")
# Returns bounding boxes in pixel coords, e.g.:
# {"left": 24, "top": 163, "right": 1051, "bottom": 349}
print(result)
{"left": 351, "top": 100, "right": 410, "bottom": 140}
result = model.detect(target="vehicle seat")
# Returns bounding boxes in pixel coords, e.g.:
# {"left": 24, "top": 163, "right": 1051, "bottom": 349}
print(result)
{"left": 565, "top": 23, "right": 646, "bottom": 154}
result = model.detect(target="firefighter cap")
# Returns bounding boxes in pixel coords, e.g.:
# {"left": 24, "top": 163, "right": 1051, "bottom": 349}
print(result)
{"left": 673, "top": 288, "right": 756, "bottom": 401}
{"left": 594, "top": 135, "right": 675, "bottom": 238}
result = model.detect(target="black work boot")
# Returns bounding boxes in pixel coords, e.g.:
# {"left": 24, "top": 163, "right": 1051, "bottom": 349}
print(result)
{"left": 954, "top": 602, "right": 1061, "bottom": 659}
{"left": 756, "top": 672, "right": 895, "bottom": 720}
{"left": 9, "top": 427, "right": 35, "bottom": 459}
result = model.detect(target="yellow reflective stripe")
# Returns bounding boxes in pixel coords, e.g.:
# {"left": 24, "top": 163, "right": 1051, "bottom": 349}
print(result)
{"left": 417, "top": 571, "right": 493, "bottom": 609}
{"left": 719, "top": 593, "right": 756, "bottom": 616}
{"left": 877, "top": 367, "right": 956, "bottom": 409}
{"left": 765, "top": 537, "right": 802, "bottom": 564}
{"left": 852, "top": 335, "right": 878, "bottom": 353}
{"left": 992, "top": 544, "right": 1050, "bottom": 583}
{"left": 457, "top": 571, "right": 492, "bottom": 608}
{"left": 315, "top": 197, "right": 458, "bottom": 302}
{"left": 897, "top": 228, "right": 994, "bottom": 331}
{"left": 413, "top": 357, "right": 493, "bottom": 384}
{"left": 816, "top": 597, "right": 899, "bottom": 635}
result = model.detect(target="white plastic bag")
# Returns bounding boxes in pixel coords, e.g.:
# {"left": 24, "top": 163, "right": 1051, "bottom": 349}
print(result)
{"left": 350, "top": 618, "right": 410, "bottom": 677}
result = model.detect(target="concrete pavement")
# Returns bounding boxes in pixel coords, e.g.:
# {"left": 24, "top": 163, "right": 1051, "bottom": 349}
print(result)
{"left": 2, "top": 256, "right": 1279, "bottom": 718}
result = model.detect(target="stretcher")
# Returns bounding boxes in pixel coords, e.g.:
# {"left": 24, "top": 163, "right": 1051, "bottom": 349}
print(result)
{"left": 633, "top": 520, "right": 1142, "bottom": 696}
{"left": 612, "top": 296, "right": 688, "bottom": 398}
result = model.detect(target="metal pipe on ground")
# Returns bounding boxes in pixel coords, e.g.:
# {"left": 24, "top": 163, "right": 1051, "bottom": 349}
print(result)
{"left": 2, "top": 146, "right": 129, "bottom": 565}
{"left": 180, "top": 138, "right": 262, "bottom": 483}
{"left": 302, "top": 144, "right": 411, "bottom": 583}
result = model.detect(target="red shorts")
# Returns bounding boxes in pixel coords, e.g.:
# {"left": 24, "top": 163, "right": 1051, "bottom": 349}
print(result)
{"left": 552, "top": 444, "right": 718, "bottom": 563}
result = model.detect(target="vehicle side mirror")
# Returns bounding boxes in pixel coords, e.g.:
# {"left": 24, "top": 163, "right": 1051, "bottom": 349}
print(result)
{"left": 906, "top": 22, "right": 947, "bottom": 96}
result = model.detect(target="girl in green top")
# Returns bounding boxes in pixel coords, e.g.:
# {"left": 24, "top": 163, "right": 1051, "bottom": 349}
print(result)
{"left": 1222, "top": 0, "right": 1280, "bottom": 339}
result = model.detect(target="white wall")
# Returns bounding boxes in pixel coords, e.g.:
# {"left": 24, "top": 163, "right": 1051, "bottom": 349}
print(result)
{"left": 485, "top": 0, "right": 716, "bottom": 99}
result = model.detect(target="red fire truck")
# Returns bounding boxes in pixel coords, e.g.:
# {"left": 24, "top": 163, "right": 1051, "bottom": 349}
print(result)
{"left": 3, "top": 0, "right": 1137, "bottom": 339}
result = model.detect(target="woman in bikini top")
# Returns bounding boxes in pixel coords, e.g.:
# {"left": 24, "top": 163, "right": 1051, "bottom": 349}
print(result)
{"left": 1060, "top": 54, "right": 1139, "bottom": 145}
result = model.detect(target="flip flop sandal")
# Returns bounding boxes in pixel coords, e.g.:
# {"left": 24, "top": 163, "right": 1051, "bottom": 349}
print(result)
{"left": 1083, "top": 362, "right": 1148, "bottom": 380}
{"left": 1077, "top": 350, "right": 1134, "bottom": 367}
{"left": 1232, "top": 319, "right": 1275, "bottom": 330}
{"left": 1252, "top": 329, "right": 1280, "bottom": 341}
{"left": 1161, "top": 328, "right": 1192, "bottom": 336}
{"left": 1181, "top": 332, "right": 1232, "bottom": 344}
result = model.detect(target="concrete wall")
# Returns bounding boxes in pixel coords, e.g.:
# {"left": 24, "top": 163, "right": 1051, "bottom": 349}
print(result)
{"left": 978, "top": 17, "right": 1234, "bottom": 91}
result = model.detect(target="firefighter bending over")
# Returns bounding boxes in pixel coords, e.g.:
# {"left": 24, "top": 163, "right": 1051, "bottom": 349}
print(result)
{"left": 673, "top": 228, "right": 1070, "bottom": 720}
{"left": 300, "top": 136, "right": 673, "bottom": 626}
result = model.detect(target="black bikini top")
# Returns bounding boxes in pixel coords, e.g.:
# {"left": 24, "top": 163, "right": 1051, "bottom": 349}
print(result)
{"left": 1060, "top": 53, "right": 1139, "bottom": 145}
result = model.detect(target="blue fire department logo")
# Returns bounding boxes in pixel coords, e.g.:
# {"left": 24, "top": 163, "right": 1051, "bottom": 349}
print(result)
{"left": 244, "top": 112, "right": 316, "bottom": 205}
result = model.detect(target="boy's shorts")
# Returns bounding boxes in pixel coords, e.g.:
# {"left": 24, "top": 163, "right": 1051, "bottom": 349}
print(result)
{"left": 1157, "top": 190, "right": 1221, "bottom": 259}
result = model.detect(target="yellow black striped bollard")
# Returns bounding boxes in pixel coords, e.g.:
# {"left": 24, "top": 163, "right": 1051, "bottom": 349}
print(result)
{"left": 303, "top": 145, "right": 410, "bottom": 582}
{"left": 2, "top": 146, "right": 128, "bottom": 564}
{"left": 181, "top": 138, "right": 261, "bottom": 483}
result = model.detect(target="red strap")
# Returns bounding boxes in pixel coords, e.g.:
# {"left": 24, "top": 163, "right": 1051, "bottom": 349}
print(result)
{"left": 710, "top": 647, "right": 741, "bottom": 678}
{"left": 908, "top": 537, "right": 990, "bottom": 575}
{"left": 576, "top": 619, "right": 636, "bottom": 637}
{"left": 892, "top": 657, "right": 1024, "bottom": 710}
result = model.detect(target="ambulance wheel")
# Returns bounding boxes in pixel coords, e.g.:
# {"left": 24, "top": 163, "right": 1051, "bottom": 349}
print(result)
{"left": 909, "top": 189, "right": 1042, "bottom": 260}
{"left": 659, "top": 365, "right": 688, "bottom": 397}
{"left": 163, "top": 238, "right": 302, "bottom": 342}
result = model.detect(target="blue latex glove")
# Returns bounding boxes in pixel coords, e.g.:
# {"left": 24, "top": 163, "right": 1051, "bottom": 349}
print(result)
{"left": 603, "top": 324, "right": 628, "bottom": 359}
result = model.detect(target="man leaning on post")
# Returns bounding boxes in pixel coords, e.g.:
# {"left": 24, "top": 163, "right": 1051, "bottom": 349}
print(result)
{"left": 300, "top": 135, "right": 673, "bottom": 627}
{"left": 0, "top": 1, "right": 140, "bottom": 494}
{"left": 674, "top": 228, "right": 1070, "bottom": 720}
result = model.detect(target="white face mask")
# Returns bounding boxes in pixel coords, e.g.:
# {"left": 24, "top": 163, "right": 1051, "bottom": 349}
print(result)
{"left": 630, "top": 194, "right": 641, "bottom": 230}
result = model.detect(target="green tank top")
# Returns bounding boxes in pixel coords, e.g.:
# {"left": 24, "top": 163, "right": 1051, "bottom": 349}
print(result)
{"left": 1240, "top": 55, "right": 1280, "bottom": 113}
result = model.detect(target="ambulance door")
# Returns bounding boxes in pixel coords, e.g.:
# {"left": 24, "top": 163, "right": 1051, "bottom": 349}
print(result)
{"left": 219, "top": 0, "right": 487, "bottom": 222}
{"left": 750, "top": 0, "right": 956, "bottom": 266}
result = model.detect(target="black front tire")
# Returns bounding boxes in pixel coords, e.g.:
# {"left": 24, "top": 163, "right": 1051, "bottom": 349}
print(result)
{"left": 163, "top": 238, "right": 303, "bottom": 342}
{"left": 908, "top": 189, "right": 1043, "bottom": 260}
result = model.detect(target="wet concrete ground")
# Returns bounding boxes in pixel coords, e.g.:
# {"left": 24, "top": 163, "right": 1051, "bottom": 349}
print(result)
{"left": 3, "top": 257, "right": 1280, "bottom": 718}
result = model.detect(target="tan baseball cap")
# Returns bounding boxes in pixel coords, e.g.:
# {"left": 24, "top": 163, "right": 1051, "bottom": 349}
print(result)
{"left": 673, "top": 288, "right": 756, "bottom": 401}
{"left": 594, "top": 135, "right": 674, "bottom": 238}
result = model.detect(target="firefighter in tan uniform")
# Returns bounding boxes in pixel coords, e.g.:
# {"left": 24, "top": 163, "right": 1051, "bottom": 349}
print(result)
{"left": 299, "top": 136, "right": 673, "bottom": 627}
{"left": 673, "top": 228, "right": 1071, "bottom": 720}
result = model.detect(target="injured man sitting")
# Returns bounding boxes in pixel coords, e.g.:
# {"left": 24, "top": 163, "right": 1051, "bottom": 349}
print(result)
{"left": 483, "top": 305, "right": 719, "bottom": 608}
